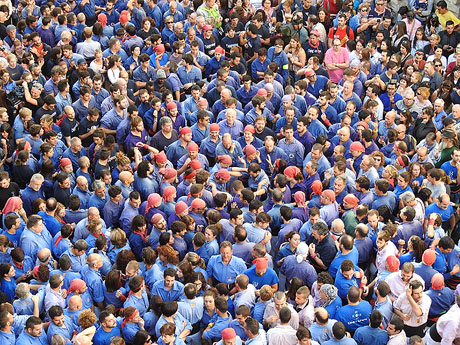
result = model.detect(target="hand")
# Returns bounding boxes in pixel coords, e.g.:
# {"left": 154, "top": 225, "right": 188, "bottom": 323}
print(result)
{"left": 402, "top": 314, "right": 411, "bottom": 321}
{"left": 115, "top": 289, "right": 123, "bottom": 298}
{"left": 308, "top": 243, "right": 315, "bottom": 255}
{"left": 361, "top": 275, "right": 368, "bottom": 285}
{"left": 61, "top": 288, "right": 68, "bottom": 298}
{"left": 398, "top": 239, "right": 405, "bottom": 247}
{"left": 31, "top": 295, "right": 38, "bottom": 304}
{"left": 451, "top": 264, "right": 460, "bottom": 276}
{"left": 324, "top": 170, "right": 331, "bottom": 180}
{"left": 267, "top": 315, "right": 278, "bottom": 324}
{"left": 406, "top": 285, "right": 412, "bottom": 299}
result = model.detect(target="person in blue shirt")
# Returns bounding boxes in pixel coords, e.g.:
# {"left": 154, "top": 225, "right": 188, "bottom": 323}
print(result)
{"left": 244, "top": 257, "right": 279, "bottom": 291}
{"left": 157, "top": 323, "right": 186, "bottom": 345}
{"left": 19, "top": 215, "right": 53, "bottom": 263}
{"left": 124, "top": 275, "right": 150, "bottom": 317}
{"left": 155, "top": 301, "right": 192, "bottom": 339}
{"left": 0, "top": 263, "right": 17, "bottom": 301}
{"left": 16, "top": 316, "right": 48, "bottom": 345}
{"left": 93, "top": 311, "right": 122, "bottom": 345}
{"left": 47, "top": 305, "right": 75, "bottom": 345}
{"left": 203, "top": 297, "right": 232, "bottom": 342}
{"left": 81, "top": 253, "right": 105, "bottom": 309}
{"left": 206, "top": 241, "right": 247, "bottom": 286}
{"left": 335, "top": 286, "right": 372, "bottom": 335}
{"left": 151, "top": 268, "right": 185, "bottom": 302}
{"left": 353, "top": 310, "right": 389, "bottom": 345}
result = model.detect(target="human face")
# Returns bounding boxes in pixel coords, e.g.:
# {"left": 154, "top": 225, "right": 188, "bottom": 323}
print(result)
{"left": 295, "top": 292, "right": 308, "bottom": 306}
{"left": 0, "top": 178, "right": 9, "bottom": 188}
{"left": 29, "top": 179, "right": 43, "bottom": 191}
{"left": 164, "top": 275, "right": 175, "bottom": 289}
{"left": 333, "top": 179, "right": 345, "bottom": 193}
{"left": 387, "top": 323, "right": 398, "bottom": 336}
{"left": 308, "top": 108, "right": 318, "bottom": 121}
{"left": 220, "top": 246, "right": 233, "bottom": 263}
{"left": 438, "top": 196, "right": 450, "bottom": 210}
{"left": 205, "top": 228, "right": 216, "bottom": 242}
{"left": 401, "top": 270, "right": 413, "bottom": 283}
{"left": 161, "top": 334, "right": 174, "bottom": 344}
{"left": 368, "top": 214, "right": 378, "bottom": 229}
{"left": 95, "top": 187, "right": 105, "bottom": 198}
{"left": 52, "top": 314, "right": 65, "bottom": 327}
{"left": 204, "top": 295, "right": 215, "bottom": 310}
{"left": 162, "top": 122, "right": 173, "bottom": 133}
{"left": 29, "top": 324, "right": 42, "bottom": 337}
{"left": 274, "top": 297, "right": 286, "bottom": 312}
{"left": 311, "top": 149, "right": 321, "bottom": 161}
{"left": 235, "top": 314, "right": 246, "bottom": 326}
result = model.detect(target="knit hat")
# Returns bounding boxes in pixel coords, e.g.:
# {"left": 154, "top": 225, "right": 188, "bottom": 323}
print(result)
{"left": 256, "top": 88, "right": 268, "bottom": 96}
{"left": 214, "top": 46, "right": 225, "bottom": 54}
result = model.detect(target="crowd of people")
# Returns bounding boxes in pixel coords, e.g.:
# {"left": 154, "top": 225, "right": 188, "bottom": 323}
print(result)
{"left": 0, "top": 0, "right": 459, "bottom": 343}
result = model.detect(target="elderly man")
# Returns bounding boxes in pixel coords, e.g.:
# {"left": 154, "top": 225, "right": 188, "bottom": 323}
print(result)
{"left": 307, "top": 221, "right": 338, "bottom": 272}
{"left": 74, "top": 207, "right": 107, "bottom": 240}
{"left": 21, "top": 174, "right": 45, "bottom": 216}
{"left": 44, "top": 273, "right": 66, "bottom": 313}
{"left": 266, "top": 306, "right": 298, "bottom": 345}
{"left": 72, "top": 176, "right": 92, "bottom": 209}
{"left": 358, "top": 155, "right": 379, "bottom": 188}
{"left": 206, "top": 241, "right": 247, "bottom": 288}
{"left": 62, "top": 137, "right": 88, "bottom": 172}
{"left": 218, "top": 109, "right": 244, "bottom": 140}
{"left": 263, "top": 291, "right": 299, "bottom": 330}
{"left": 411, "top": 146, "right": 433, "bottom": 165}
{"left": 393, "top": 280, "right": 431, "bottom": 338}
{"left": 215, "top": 133, "right": 243, "bottom": 166}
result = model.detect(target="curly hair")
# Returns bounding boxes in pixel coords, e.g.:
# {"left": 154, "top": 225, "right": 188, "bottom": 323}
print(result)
{"left": 78, "top": 309, "right": 97, "bottom": 329}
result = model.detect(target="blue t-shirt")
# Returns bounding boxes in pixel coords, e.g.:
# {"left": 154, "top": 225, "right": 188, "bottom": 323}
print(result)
{"left": 244, "top": 266, "right": 280, "bottom": 289}
{"left": 336, "top": 301, "right": 372, "bottom": 332}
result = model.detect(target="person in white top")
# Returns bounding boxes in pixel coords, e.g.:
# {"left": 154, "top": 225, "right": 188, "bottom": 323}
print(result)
{"left": 423, "top": 296, "right": 460, "bottom": 345}
{"left": 384, "top": 262, "right": 425, "bottom": 301}
{"left": 267, "top": 307, "right": 298, "bottom": 345}
{"left": 295, "top": 286, "right": 315, "bottom": 328}
{"left": 393, "top": 280, "right": 432, "bottom": 338}
{"left": 387, "top": 316, "right": 407, "bottom": 345}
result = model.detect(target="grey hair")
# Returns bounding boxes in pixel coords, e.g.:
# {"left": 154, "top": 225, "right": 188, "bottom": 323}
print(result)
{"left": 160, "top": 116, "right": 172, "bottom": 126}
{"left": 31, "top": 173, "right": 44, "bottom": 183}
{"left": 92, "top": 179, "right": 105, "bottom": 190}
{"left": 331, "top": 219, "right": 344, "bottom": 232}
{"left": 15, "top": 283, "right": 29, "bottom": 299}
{"left": 400, "top": 191, "right": 415, "bottom": 204}
{"left": 274, "top": 291, "right": 286, "bottom": 301}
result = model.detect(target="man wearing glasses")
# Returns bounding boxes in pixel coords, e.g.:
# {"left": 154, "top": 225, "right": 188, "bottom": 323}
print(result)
{"left": 423, "top": 61, "right": 443, "bottom": 93}
{"left": 369, "top": 0, "right": 391, "bottom": 19}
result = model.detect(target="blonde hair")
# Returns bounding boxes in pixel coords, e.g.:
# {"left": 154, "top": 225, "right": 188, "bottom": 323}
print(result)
{"left": 110, "top": 228, "right": 127, "bottom": 248}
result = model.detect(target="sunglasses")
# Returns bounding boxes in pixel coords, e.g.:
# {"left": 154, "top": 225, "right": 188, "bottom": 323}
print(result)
{"left": 435, "top": 64, "right": 441, "bottom": 67}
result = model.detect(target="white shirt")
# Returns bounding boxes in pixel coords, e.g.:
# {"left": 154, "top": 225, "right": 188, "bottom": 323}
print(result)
{"left": 436, "top": 304, "right": 460, "bottom": 345}
{"left": 393, "top": 293, "right": 431, "bottom": 327}
{"left": 297, "top": 295, "right": 315, "bottom": 328}
{"left": 267, "top": 324, "right": 297, "bottom": 345}
{"left": 384, "top": 271, "right": 425, "bottom": 301}
{"left": 387, "top": 330, "right": 407, "bottom": 345}
{"left": 234, "top": 284, "right": 257, "bottom": 310}
{"left": 376, "top": 242, "right": 398, "bottom": 274}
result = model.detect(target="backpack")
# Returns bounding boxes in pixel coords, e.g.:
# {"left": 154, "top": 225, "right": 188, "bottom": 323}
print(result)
{"left": 332, "top": 25, "right": 353, "bottom": 39}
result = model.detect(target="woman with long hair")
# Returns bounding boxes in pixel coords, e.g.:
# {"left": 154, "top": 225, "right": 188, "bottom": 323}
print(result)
{"left": 285, "top": 34, "right": 306, "bottom": 83}
{"left": 107, "top": 228, "right": 132, "bottom": 264}
{"left": 391, "top": 22, "right": 409, "bottom": 53}
{"left": 414, "top": 86, "right": 432, "bottom": 115}
{"left": 89, "top": 48, "right": 107, "bottom": 77}
{"left": 107, "top": 54, "right": 124, "bottom": 85}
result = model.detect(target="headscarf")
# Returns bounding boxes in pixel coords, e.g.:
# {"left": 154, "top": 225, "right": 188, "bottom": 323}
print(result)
{"left": 68, "top": 279, "right": 85, "bottom": 294}
{"left": 145, "top": 193, "right": 162, "bottom": 215}
{"left": 294, "top": 191, "right": 306, "bottom": 210}
{"left": 320, "top": 284, "right": 338, "bottom": 307}
{"left": 163, "top": 186, "right": 176, "bottom": 204}
{"left": 2, "top": 197, "right": 22, "bottom": 215}
{"left": 311, "top": 180, "right": 323, "bottom": 198}
{"left": 296, "top": 242, "right": 309, "bottom": 263}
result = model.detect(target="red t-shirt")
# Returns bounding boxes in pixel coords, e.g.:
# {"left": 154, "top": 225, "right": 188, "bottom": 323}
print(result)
{"left": 328, "top": 26, "right": 355, "bottom": 47}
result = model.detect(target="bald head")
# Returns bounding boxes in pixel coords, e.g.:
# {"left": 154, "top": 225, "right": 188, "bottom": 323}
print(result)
{"left": 68, "top": 295, "right": 82, "bottom": 311}
{"left": 315, "top": 307, "right": 329, "bottom": 325}
{"left": 87, "top": 253, "right": 102, "bottom": 269}
{"left": 119, "top": 171, "right": 133, "bottom": 184}
{"left": 37, "top": 248, "right": 51, "bottom": 263}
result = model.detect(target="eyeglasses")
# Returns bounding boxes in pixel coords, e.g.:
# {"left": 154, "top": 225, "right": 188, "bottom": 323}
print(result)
{"left": 166, "top": 21, "right": 173, "bottom": 24}
{"left": 405, "top": 97, "right": 414, "bottom": 101}
{"left": 360, "top": 9, "right": 368, "bottom": 12}
{"left": 374, "top": 158, "right": 381, "bottom": 161}
{"left": 435, "top": 64, "right": 441, "bottom": 67}
{"left": 333, "top": 44, "right": 341, "bottom": 47}
{"left": 376, "top": 3, "right": 384, "bottom": 5}
{"left": 416, "top": 92, "right": 421, "bottom": 96}
{"left": 397, "top": 130, "right": 405, "bottom": 133}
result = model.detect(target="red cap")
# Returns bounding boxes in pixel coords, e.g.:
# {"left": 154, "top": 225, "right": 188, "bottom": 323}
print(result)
{"left": 60, "top": 158, "right": 72, "bottom": 167}
{"left": 163, "top": 186, "right": 176, "bottom": 201}
{"left": 243, "top": 144, "right": 257, "bottom": 156}
{"left": 386, "top": 255, "right": 400, "bottom": 272}
{"left": 159, "top": 168, "right": 177, "bottom": 180}
{"left": 154, "top": 151, "right": 167, "bottom": 163}
{"left": 148, "top": 193, "right": 162, "bottom": 207}
{"left": 180, "top": 127, "right": 192, "bottom": 136}
{"left": 350, "top": 141, "right": 365, "bottom": 153}
{"left": 305, "top": 68, "right": 315, "bottom": 77}
{"left": 155, "top": 44, "right": 165, "bottom": 53}
{"left": 431, "top": 273, "right": 444, "bottom": 290}
{"left": 257, "top": 88, "right": 268, "bottom": 96}
{"left": 284, "top": 166, "right": 300, "bottom": 178}
{"left": 210, "top": 123, "right": 220, "bottom": 131}
{"left": 222, "top": 328, "right": 236, "bottom": 340}
{"left": 33, "top": 265, "right": 39, "bottom": 276}
{"left": 253, "top": 257, "right": 268, "bottom": 270}
{"left": 215, "top": 46, "right": 225, "bottom": 54}
{"left": 203, "top": 24, "right": 213, "bottom": 31}
{"left": 244, "top": 125, "right": 255, "bottom": 134}
{"left": 216, "top": 169, "right": 231, "bottom": 181}
{"left": 175, "top": 201, "right": 188, "bottom": 214}
{"left": 190, "top": 198, "right": 206, "bottom": 210}
{"left": 217, "top": 155, "right": 232, "bottom": 165}
{"left": 120, "top": 13, "right": 129, "bottom": 23}
{"left": 152, "top": 213, "right": 164, "bottom": 224}
{"left": 167, "top": 102, "right": 177, "bottom": 110}
{"left": 423, "top": 249, "right": 437, "bottom": 266}
{"left": 188, "top": 143, "right": 199, "bottom": 152}
{"left": 68, "top": 279, "right": 86, "bottom": 293}
{"left": 188, "top": 160, "right": 202, "bottom": 170}
{"left": 97, "top": 13, "right": 107, "bottom": 26}
{"left": 310, "top": 30, "right": 320, "bottom": 37}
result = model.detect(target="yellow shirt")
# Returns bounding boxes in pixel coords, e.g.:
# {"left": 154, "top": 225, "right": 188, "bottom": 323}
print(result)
{"left": 435, "top": 9, "right": 460, "bottom": 29}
